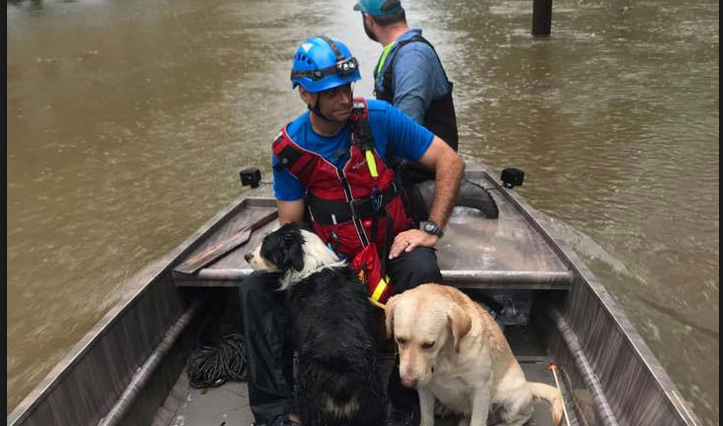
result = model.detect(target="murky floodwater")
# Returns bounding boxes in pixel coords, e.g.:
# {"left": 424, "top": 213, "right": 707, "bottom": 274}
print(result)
{"left": 7, "top": 0, "right": 718, "bottom": 423}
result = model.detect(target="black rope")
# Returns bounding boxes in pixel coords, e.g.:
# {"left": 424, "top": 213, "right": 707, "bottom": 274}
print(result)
{"left": 186, "top": 320, "right": 248, "bottom": 388}
{"left": 462, "top": 176, "right": 503, "bottom": 192}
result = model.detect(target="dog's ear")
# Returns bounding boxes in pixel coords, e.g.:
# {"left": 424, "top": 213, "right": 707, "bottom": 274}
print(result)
{"left": 447, "top": 304, "right": 472, "bottom": 353}
{"left": 384, "top": 295, "right": 400, "bottom": 339}
{"left": 288, "top": 239, "right": 305, "bottom": 272}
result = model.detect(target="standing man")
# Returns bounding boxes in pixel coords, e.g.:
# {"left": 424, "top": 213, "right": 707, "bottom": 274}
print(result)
{"left": 355, "top": 0, "right": 459, "bottom": 183}
{"left": 238, "top": 36, "right": 465, "bottom": 426}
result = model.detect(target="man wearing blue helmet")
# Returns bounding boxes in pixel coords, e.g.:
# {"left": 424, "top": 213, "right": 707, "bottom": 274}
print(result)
{"left": 239, "top": 36, "right": 465, "bottom": 426}
{"left": 355, "top": 0, "right": 459, "bottom": 185}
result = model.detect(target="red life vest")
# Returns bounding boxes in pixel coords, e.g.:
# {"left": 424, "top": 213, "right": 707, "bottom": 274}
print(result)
{"left": 272, "top": 98, "right": 413, "bottom": 305}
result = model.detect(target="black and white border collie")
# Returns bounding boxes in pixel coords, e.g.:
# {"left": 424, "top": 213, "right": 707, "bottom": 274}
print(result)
{"left": 245, "top": 223, "right": 386, "bottom": 426}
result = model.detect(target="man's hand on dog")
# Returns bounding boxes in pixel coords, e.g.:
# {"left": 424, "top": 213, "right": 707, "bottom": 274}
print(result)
{"left": 389, "top": 229, "right": 439, "bottom": 259}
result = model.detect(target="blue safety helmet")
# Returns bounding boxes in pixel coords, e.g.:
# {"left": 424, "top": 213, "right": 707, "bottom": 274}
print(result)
{"left": 290, "top": 36, "right": 361, "bottom": 93}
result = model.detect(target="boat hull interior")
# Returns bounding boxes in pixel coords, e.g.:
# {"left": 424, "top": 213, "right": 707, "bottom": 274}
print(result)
{"left": 7, "top": 165, "right": 698, "bottom": 426}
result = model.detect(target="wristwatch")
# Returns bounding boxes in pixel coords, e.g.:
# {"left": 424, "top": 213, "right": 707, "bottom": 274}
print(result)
{"left": 421, "top": 220, "right": 444, "bottom": 239}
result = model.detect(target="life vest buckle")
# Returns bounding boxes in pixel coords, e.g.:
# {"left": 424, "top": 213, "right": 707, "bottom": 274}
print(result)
{"left": 348, "top": 198, "right": 362, "bottom": 219}
{"left": 370, "top": 187, "right": 382, "bottom": 212}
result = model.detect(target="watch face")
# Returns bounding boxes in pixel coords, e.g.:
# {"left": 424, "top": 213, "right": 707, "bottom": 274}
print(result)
{"left": 424, "top": 222, "right": 436, "bottom": 233}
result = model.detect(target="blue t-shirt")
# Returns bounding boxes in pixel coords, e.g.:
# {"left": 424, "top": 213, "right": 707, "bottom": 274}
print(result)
{"left": 273, "top": 99, "right": 434, "bottom": 201}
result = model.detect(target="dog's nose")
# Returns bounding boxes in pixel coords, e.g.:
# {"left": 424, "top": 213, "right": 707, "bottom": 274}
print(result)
{"left": 401, "top": 376, "right": 418, "bottom": 389}
{"left": 244, "top": 253, "right": 253, "bottom": 263}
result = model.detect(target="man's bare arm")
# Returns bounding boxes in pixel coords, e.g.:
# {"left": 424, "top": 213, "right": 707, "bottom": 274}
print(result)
{"left": 418, "top": 136, "right": 465, "bottom": 229}
{"left": 388, "top": 136, "right": 464, "bottom": 259}
{"left": 277, "top": 199, "right": 305, "bottom": 224}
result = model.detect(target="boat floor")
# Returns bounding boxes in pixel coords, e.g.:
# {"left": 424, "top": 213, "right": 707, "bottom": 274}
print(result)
{"left": 156, "top": 327, "right": 578, "bottom": 426}
{"left": 158, "top": 359, "right": 572, "bottom": 426}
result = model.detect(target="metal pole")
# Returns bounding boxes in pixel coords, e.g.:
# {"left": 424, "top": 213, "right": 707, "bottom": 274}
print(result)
{"left": 532, "top": 0, "right": 553, "bottom": 36}
{"left": 188, "top": 268, "right": 574, "bottom": 286}
{"left": 549, "top": 363, "right": 573, "bottom": 426}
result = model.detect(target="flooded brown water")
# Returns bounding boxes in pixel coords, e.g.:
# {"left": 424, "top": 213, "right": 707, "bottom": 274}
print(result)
{"left": 7, "top": 0, "right": 718, "bottom": 424}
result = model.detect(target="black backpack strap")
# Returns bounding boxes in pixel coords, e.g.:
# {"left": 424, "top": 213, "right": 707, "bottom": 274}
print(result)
{"left": 378, "top": 34, "right": 451, "bottom": 100}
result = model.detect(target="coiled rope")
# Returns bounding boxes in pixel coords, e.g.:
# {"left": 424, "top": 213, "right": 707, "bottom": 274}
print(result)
{"left": 186, "top": 320, "right": 248, "bottom": 388}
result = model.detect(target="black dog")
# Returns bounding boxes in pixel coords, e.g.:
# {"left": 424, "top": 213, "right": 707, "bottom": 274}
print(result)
{"left": 246, "top": 223, "right": 386, "bottom": 426}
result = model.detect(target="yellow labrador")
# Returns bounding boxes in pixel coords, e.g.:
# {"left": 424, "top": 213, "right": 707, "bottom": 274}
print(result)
{"left": 385, "top": 284, "right": 563, "bottom": 426}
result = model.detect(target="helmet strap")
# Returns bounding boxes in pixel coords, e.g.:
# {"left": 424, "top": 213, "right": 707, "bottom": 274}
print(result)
{"left": 308, "top": 89, "right": 354, "bottom": 123}
{"left": 309, "top": 97, "right": 334, "bottom": 123}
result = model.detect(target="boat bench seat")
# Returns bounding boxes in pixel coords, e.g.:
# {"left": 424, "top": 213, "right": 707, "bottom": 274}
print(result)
{"left": 172, "top": 268, "right": 573, "bottom": 290}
